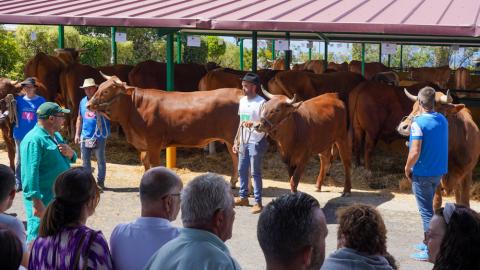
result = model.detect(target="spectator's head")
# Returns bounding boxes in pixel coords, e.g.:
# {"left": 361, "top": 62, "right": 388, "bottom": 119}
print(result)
{"left": 337, "top": 204, "right": 387, "bottom": 255}
{"left": 0, "top": 165, "right": 15, "bottom": 212}
{"left": 257, "top": 192, "right": 327, "bottom": 270}
{"left": 20, "top": 77, "right": 37, "bottom": 97}
{"left": 242, "top": 72, "right": 260, "bottom": 96}
{"left": 36, "top": 102, "right": 70, "bottom": 132}
{"left": 429, "top": 203, "right": 480, "bottom": 269}
{"left": 80, "top": 78, "right": 98, "bottom": 99}
{"left": 140, "top": 166, "right": 183, "bottom": 221}
{"left": 0, "top": 225, "right": 23, "bottom": 270}
{"left": 39, "top": 167, "right": 100, "bottom": 237}
{"left": 181, "top": 173, "right": 235, "bottom": 242}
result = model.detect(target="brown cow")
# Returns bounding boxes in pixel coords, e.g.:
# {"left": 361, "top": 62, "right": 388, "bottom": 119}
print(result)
{"left": 328, "top": 62, "right": 349, "bottom": 72}
{"left": 98, "top": 64, "right": 134, "bottom": 84}
{"left": 24, "top": 48, "right": 84, "bottom": 102}
{"left": 371, "top": 71, "right": 400, "bottom": 86}
{"left": 0, "top": 78, "right": 23, "bottom": 170}
{"left": 349, "top": 81, "right": 438, "bottom": 170}
{"left": 292, "top": 60, "right": 327, "bottom": 74}
{"left": 409, "top": 66, "right": 451, "bottom": 89}
{"left": 86, "top": 74, "right": 242, "bottom": 185}
{"left": 268, "top": 71, "right": 364, "bottom": 102}
{"left": 349, "top": 60, "right": 390, "bottom": 80}
{"left": 271, "top": 58, "right": 286, "bottom": 70}
{"left": 128, "top": 60, "right": 209, "bottom": 91}
{"left": 397, "top": 89, "right": 480, "bottom": 209}
{"left": 454, "top": 67, "right": 471, "bottom": 91}
{"left": 255, "top": 88, "right": 351, "bottom": 195}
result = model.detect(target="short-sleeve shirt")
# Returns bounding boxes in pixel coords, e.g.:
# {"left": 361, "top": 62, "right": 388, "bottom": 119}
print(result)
{"left": 409, "top": 112, "right": 448, "bottom": 176}
{"left": 238, "top": 95, "right": 265, "bottom": 144}
{"left": 13, "top": 95, "right": 45, "bottom": 140}
{"left": 0, "top": 213, "right": 27, "bottom": 252}
{"left": 79, "top": 96, "right": 110, "bottom": 140}
{"left": 29, "top": 226, "right": 113, "bottom": 270}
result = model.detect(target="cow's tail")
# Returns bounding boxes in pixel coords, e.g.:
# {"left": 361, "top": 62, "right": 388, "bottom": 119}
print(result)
{"left": 348, "top": 84, "right": 363, "bottom": 160}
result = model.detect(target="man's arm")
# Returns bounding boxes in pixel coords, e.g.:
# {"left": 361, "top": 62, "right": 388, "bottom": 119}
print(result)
{"left": 74, "top": 113, "right": 82, "bottom": 144}
{"left": 405, "top": 139, "right": 422, "bottom": 180}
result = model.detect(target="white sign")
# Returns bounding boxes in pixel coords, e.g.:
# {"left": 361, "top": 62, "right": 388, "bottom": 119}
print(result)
{"left": 30, "top": 32, "right": 37, "bottom": 41}
{"left": 381, "top": 43, "right": 397, "bottom": 55}
{"left": 274, "top": 39, "right": 289, "bottom": 51}
{"left": 115, "top": 32, "right": 127, "bottom": 43}
{"left": 306, "top": 41, "right": 313, "bottom": 49}
{"left": 187, "top": 36, "right": 201, "bottom": 47}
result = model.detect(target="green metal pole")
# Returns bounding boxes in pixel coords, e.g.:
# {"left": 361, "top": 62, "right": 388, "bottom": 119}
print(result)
{"left": 57, "top": 25, "right": 64, "bottom": 49}
{"left": 308, "top": 45, "right": 312, "bottom": 61}
{"left": 111, "top": 27, "right": 117, "bottom": 65}
{"left": 378, "top": 43, "right": 382, "bottom": 63}
{"left": 400, "top": 45, "right": 404, "bottom": 71}
{"left": 166, "top": 32, "right": 176, "bottom": 168}
{"left": 284, "top": 32, "right": 290, "bottom": 70}
{"left": 176, "top": 33, "right": 182, "bottom": 64}
{"left": 271, "top": 40, "right": 275, "bottom": 60}
{"left": 252, "top": 31, "right": 257, "bottom": 73}
{"left": 361, "top": 43, "right": 366, "bottom": 77}
{"left": 239, "top": 39, "right": 244, "bottom": 71}
{"left": 324, "top": 41, "right": 328, "bottom": 71}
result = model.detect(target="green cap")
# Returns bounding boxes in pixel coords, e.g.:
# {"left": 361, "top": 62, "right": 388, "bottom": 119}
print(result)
{"left": 37, "top": 102, "right": 70, "bottom": 119}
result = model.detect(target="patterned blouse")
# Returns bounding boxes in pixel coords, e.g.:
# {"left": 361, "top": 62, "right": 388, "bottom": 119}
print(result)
{"left": 29, "top": 225, "right": 113, "bottom": 270}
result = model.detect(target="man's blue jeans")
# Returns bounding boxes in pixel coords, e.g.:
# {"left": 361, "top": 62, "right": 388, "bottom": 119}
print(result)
{"left": 81, "top": 138, "right": 107, "bottom": 185}
{"left": 412, "top": 175, "right": 442, "bottom": 233}
{"left": 238, "top": 138, "right": 267, "bottom": 204}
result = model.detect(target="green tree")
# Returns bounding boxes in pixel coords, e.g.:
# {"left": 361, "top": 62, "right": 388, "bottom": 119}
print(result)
{"left": 183, "top": 37, "right": 208, "bottom": 64}
{"left": 205, "top": 36, "right": 226, "bottom": 63}
{"left": 0, "top": 28, "right": 22, "bottom": 78}
{"left": 79, "top": 35, "right": 109, "bottom": 66}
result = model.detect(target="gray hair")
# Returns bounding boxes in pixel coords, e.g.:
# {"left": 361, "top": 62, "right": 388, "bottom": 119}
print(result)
{"left": 181, "top": 173, "right": 232, "bottom": 227}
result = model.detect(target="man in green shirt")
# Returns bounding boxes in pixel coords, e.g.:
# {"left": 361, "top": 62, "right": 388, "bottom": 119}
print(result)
{"left": 21, "top": 102, "right": 77, "bottom": 243}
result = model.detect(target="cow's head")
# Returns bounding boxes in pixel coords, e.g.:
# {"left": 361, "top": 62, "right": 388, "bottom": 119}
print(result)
{"left": 254, "top": 86, "right": 300, "bottom": 133}
{"left": 397, "top": 88, "right": 463, "bottom": 136}
{"left": 54, "top": 48, "right": 86, "bottom": 65}
{"left": 86, "top": 72, "right": 134, "bottom": 120}
{"left": 0, "top": 79, "right": 22, "bottom": 124}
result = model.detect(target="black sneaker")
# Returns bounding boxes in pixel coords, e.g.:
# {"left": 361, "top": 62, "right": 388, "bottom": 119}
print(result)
{"left": 15, "top": 184, "right": 22, "bottom": 193}
{"left": 98, "top": 183, "right": 105, "bottom": 193}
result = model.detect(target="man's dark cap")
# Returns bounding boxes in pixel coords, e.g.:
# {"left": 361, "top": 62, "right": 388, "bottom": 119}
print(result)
{"left": 21, "top": 77, "right": 36, "bottom": 86}
{"left": 242, "top": 72, "right": 260, "bottom": 85}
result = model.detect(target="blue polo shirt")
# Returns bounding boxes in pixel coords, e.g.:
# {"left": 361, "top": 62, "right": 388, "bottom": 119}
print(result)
{"left": 409, "top": 112, "right": 448, "bottom": 176}
{"left": 79, "top": 96, "right": 110, "bottom": 140}
{"left": 13, "top": 95, "right": 46, "bottom": 140}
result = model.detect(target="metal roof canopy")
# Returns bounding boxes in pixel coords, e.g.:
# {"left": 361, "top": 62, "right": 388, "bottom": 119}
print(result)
{"left": 1, "top": 0, "right": 480, "bottom": 45}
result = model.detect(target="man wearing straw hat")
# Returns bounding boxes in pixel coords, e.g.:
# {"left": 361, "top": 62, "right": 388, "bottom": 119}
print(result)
{"left": 74, "top": 78, "right": 110, "bottom": 190}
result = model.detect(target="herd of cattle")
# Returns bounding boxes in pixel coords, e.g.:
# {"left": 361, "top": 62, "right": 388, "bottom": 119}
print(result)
{"left": 0, "top": 49, "right": 479, "bottom": 208}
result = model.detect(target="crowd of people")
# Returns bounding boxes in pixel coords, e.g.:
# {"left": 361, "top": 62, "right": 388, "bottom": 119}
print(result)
{"left": 1, "top": 74, "right": 480, "bottom": 269}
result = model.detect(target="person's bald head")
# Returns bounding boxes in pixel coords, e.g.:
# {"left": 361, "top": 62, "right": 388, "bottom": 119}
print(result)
{"left": 140, "top": 167, "right": 182, "bottom": 205}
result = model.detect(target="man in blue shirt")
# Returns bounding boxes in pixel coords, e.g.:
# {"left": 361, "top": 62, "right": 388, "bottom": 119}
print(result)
{"left": 74, "top": 78, "right": 110, "bottom": 190}
{"left": 403, "top": 87, "right": 448, "bottom": 261}
{"left": 13, "top": 77, "right": 46, "bottom": 192}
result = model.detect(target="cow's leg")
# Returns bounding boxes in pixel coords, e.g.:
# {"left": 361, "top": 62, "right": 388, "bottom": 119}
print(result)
{"left": 290, "top": 161, "right": 307, "bottom": 193}
{"left": 140, "top": 151, "right": 151, "bottom": 170}
{"left": 225, "top": 142, "right": 239, "bottom": 189}
{"left": 148, "top": 148, "right": 162, "bottom": 168}
{"left": 433, "top": 183, "right": 443, "bottom": 210}
{"left": 336, "top": 137, "right": 352, "bottom": 196}
{"left": 352, "top": 126, "right": 364, "bottom": 167}
{"left": 455, "top": 172, "right": 472, "bottom": 208}
{"left": 316, "top": 149, "right": 332, "bottom": 192}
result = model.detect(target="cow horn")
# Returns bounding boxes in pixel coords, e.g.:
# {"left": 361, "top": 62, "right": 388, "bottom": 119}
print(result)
{"left": 10, "top": 80, "right": 17, "bottom": 85}
{"left": 261, "top": 85, "right": 275, "bottom": 100}
{"left": 100, "top": 71, "right": 112, "bottom": 80}
{"left": 404, "top": 88, "right": 417, "bottom": 101}
{"left": 286, "top": 94, "right": 297, "bottom": 104}
{"left": 439, "top": 90, "right": 452, "bottom": 104}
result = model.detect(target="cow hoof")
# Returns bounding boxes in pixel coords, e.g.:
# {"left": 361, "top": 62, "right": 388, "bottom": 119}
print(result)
{"left": 341, "top": 192, "right": 351, "bottom": 197}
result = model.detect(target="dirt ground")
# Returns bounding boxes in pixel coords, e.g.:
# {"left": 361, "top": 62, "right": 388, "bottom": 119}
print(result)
{"left": 3, "top": 135, "right": 480, "bottom": 270}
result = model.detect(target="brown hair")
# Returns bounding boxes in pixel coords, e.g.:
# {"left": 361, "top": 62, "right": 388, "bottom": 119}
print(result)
{"left": 337, "top": 204, "right": 387, "bottom": 255}
{"left": 0, "top": 225, "right": 23, "bottom": 270}
{"left": 39, "top": 167, "right": 100, "bottom": 237}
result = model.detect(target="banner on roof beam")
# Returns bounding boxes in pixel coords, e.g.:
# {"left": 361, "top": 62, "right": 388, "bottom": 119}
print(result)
{"left": 274, "top": 40, "right": 289, "bottom": 51}
{"left": 115, "top": 32, "right": 127, "bottom": 43}
{"left": 381, "top": 43, "right": 397, "bottom": 55}
{"left": 187, "top": 36, "right": 201, "bottom": 47}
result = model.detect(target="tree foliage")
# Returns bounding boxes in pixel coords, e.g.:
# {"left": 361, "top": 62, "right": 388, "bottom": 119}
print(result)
{"left": 0, "top": 28, "right": 22, "bottom": 78}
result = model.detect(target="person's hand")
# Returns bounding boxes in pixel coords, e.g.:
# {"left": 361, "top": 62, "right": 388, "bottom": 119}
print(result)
{"left": 404, "top": 167, "right": 412, "bottom": 183}
{"left": 58, "top": 143, "right": 74, "bottom": 159}
{"left": 74, "top": 134, "right": 80, "bottom": 144}
{"left": 232, "top": 144, "right": 238, "bottom": 154}
{"left": 33, "top": 199, "right": 46, "bottom": 218}
{"left": 242, "top": 121, "right": 254, "bottom": 128}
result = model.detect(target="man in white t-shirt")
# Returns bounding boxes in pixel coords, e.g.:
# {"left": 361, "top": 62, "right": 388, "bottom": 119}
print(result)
{"left": 110, "top": 167, "right": 182, "bottom": 270}
{"left": 233, "top": 72, "right": 268, "bottom": 214}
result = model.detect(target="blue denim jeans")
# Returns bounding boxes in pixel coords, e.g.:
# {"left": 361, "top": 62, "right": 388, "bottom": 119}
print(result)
{"left": 81, "top": 138, "right": 107, "bottom": 184}
{"left": 412, "top": 175, "right": 442, "bottom": 232}
{"left": 14, "top": 139, "right": 21, "bottom": 188}
{"left": 238, "top": 138, "right": 268, "bottom": 204}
